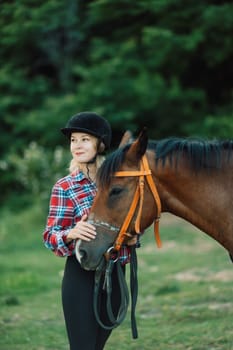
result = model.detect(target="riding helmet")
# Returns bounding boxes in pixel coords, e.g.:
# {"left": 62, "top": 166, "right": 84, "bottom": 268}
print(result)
{"left": 61, "top": 111, "right": 112, "bottom": 150}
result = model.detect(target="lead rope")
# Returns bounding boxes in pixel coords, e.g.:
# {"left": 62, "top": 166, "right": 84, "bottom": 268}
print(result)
{"left": 130, "top": 245, "right": 138, "bottom": 339}
{"left": 93, "top": 247, "right": 139, "bottom": 339}
{"left": 93, "top": 258, "right": 129, "bottom": 330}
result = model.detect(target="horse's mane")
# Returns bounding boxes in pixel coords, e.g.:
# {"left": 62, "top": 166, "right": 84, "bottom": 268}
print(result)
{"left": 152, "top": 137, "right": 233, "bottom": 169}
{"left": 97, "top": 137, "right": 233, "bottom": 187}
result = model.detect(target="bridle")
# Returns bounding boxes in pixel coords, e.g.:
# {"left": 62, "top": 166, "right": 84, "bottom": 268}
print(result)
{"left": 110, "top": 154, "right": 162, "bottom": 252}
{"left": 94, "top": 154, "right": 162, "bottom": 339}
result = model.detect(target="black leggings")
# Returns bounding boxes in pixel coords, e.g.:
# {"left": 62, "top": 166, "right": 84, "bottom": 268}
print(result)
{"left": 62, "top": 255, "right": 124, "bottom": 350}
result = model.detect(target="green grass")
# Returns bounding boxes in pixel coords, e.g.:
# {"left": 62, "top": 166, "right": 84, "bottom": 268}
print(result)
{"left": 1, "top": 206, "right": 233, "bottom": 350}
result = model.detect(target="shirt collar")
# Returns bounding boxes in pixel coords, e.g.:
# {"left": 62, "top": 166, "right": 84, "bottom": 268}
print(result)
{"left": 71, "top": 169, "right": 95, "bottom": 184}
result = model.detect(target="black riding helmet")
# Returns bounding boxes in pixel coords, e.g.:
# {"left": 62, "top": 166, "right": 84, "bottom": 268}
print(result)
{"left": 61, "top": 112, "right": 112, "bottom": 152}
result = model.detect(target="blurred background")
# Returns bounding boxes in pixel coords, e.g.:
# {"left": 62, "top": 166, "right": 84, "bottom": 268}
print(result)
{"left": 0, "top": 0, "right": 233, "bottom": 210}
{"left": 1, "top": 2, "right": 233, "bottom": 349}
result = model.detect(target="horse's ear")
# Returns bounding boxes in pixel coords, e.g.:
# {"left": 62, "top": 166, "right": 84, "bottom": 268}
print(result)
{"left": 118, "top": 130, "right": 133, "bottom": 148}
{"left": 126, "top": 128, "right": 148, "bottom": 164}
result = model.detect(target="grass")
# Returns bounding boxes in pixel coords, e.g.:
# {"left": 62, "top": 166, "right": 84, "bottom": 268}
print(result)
{"left": 0, "top": 205, "right": 233, "bottom": 350}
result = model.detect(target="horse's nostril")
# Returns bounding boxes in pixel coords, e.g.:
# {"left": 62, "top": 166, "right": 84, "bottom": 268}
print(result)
{"left": 75, "top": 241, "right": 87, "bottom": 264}
{"left": 79, "top": 249, "right": 87, "bottom": 262}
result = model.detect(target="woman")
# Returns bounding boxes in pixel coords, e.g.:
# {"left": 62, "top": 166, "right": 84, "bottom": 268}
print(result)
{"left": 43, "top": 112, "right": 135, "bottom": 350}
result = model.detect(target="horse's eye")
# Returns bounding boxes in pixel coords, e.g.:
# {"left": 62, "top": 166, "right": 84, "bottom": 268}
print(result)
{"left": 109, "top": 187, "right": 123, "bottom": 197}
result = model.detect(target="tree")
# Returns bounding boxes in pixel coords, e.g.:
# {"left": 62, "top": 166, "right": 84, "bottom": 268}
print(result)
{"left": 0, "top": 0, "right": 232, "bottom": 203}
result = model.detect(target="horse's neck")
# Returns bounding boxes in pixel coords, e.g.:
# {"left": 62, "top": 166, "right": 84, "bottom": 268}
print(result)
{"left": 155, "top": 161, "right": 233, "bottom": 252}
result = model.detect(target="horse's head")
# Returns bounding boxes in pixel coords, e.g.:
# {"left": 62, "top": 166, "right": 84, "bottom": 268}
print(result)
{"left": 76, "top": 128, "right": 159, "bottom": 270}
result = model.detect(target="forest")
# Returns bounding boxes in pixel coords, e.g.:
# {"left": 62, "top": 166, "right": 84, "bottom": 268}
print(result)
{"left": 0, "top": 0, "right": 232, "bottom": 207}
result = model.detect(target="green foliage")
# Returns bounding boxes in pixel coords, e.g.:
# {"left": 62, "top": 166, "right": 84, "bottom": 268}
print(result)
{"left": 1, "top": 142, "right": 70, "bottom": 208}
{"left": 0, "top": 0, "right": 233, "bottom": 202}
{"left": 185, "top": 113, "right": 233, "bottom": 139}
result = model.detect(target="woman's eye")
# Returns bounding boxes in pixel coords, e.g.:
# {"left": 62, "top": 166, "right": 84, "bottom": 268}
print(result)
{"left": 109, "top": 187, "right": 123, "bottom": 197}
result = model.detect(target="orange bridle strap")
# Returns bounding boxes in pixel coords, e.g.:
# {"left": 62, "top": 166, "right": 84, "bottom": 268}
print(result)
{"left": 114, "top": 154, "right": 162, "bottom": 251}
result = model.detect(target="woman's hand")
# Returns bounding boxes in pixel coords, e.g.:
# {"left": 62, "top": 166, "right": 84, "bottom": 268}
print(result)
{"left": 66, "top": 214, "right": 96, "bottom": 243}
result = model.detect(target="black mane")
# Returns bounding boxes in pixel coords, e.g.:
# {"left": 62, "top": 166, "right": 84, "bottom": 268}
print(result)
{"left": 97, "top": 138, "right": 233, "bottom": 188}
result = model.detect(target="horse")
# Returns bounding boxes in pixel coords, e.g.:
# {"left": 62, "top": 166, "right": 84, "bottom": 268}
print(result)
{"left": 76, "top": 128, "right": 233, "bottom": 271}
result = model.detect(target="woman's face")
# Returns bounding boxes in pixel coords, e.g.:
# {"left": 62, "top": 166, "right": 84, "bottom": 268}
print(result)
{"left": 70, "top": 132, "right": 98, "bottom": 164}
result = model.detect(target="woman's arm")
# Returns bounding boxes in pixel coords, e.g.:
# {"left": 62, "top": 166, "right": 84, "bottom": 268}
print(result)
{"left": 43, "top": 183, "right": 76, "bottom": 257}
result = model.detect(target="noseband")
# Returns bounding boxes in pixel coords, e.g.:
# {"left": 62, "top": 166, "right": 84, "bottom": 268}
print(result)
{"left": 113, "top": 154, "right": 162, "bottom": 251}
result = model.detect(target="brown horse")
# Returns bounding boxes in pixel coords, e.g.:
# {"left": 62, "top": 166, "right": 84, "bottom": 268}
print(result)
{"left": 76, "top": 129, "right": 233, "bottom": 271}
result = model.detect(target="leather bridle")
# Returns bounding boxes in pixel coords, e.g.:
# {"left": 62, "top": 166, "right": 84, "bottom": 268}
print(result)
{"left": 94, "top": 154, "right": 162, "bottom": 338}
{"left": 112, "top": 154, "right": 162, "bottom": 251}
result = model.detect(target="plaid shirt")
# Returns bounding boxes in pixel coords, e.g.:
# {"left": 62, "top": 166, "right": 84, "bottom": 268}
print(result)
{"left": 43, "top": 170, "right": 130, "bottom": 264}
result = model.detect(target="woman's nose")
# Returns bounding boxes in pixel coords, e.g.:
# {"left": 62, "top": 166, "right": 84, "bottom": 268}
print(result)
{"left": 74, "top": 140, "right": 82, "bottom": 147}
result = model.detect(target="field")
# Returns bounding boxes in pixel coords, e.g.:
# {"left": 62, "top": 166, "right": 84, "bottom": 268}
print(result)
{"left": 1, "top": 205, "right": 233, "bottom": 350}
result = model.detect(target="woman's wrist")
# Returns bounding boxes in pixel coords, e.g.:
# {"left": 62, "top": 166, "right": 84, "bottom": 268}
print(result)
{"left": 65, "top": 230, "right": 74, "bottom": 243}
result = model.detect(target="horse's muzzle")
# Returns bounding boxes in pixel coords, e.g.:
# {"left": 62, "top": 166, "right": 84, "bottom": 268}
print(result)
{"left": 75, "top": 239, "right": 105, "bottom": 271}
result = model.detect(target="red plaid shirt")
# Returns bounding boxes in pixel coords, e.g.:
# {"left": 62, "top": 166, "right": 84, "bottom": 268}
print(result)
{"left": 43, "top": 170, "right": 130, "bottom": 263}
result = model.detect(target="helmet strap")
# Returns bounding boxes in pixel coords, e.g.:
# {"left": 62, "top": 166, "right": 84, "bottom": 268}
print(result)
{"left": 86, "top": 154, "right": 97, "bottom": 165}
{"left": 85, "top": 162, "right": 96, "bottom": 182}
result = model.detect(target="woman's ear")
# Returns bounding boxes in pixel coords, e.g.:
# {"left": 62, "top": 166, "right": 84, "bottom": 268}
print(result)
{"left": 98, "top": 141, "right": 105, "bottom": 154}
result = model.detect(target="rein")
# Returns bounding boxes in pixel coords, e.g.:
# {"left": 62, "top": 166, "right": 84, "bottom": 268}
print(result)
{"left": 93, "top": 258, "right": 129, "bottom": 330}
{"left": 93, "top": 246, "right": 138, "bottom": 338}
{"left": 94, "top": 154, "right": 162, "bottom": 339}
{"left": 113, "top": 154, "right": 162, "bottom": 251}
